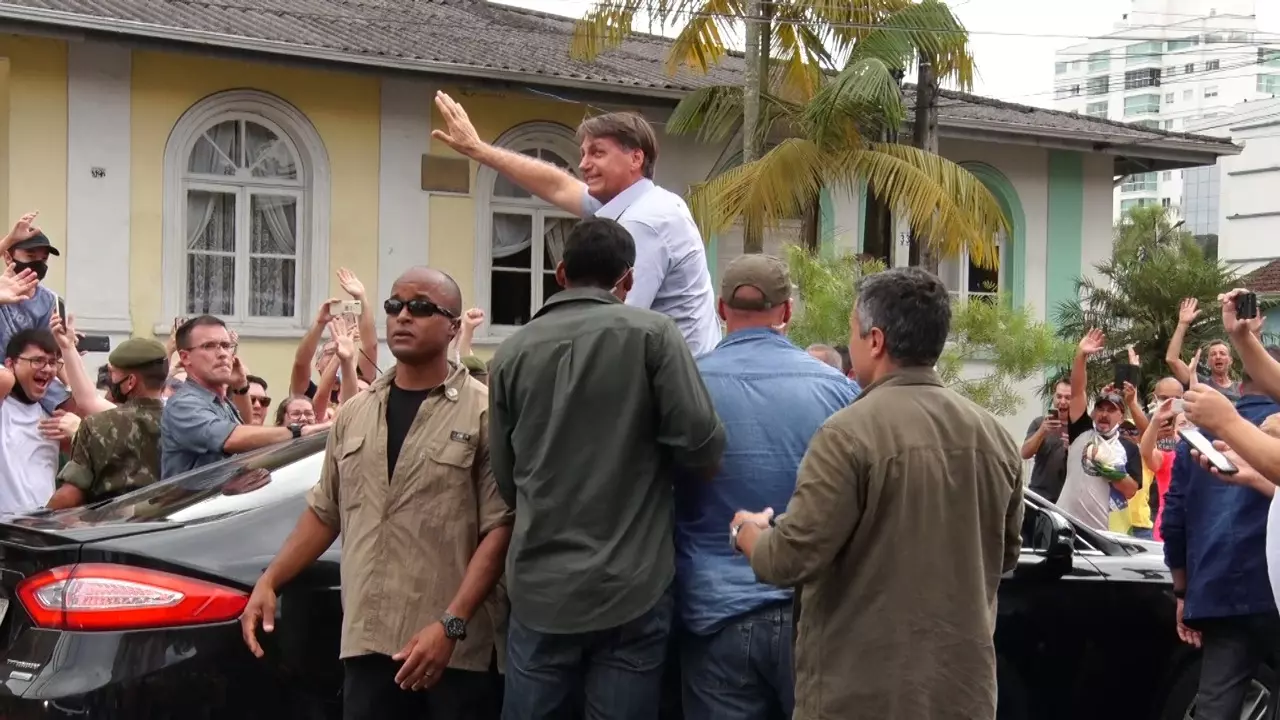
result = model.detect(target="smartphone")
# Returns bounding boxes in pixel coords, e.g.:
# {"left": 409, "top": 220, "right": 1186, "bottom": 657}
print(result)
{"left": 1235, "top": 291, "right": 1259, "bottom": 320}
{"left": 1178, "top": 427, "right": 1238, "bottom": 475}
{"left": 1170, "top": 398, "right": 1186, "bottom": 414}
{"left": 56, "top": 296, "right": 65, "bottom": 321}
{"left": 329, "top": 300, "right": 361, "bottom": 317}
{"left": 76, "top": 334, "right": 110, "bottom": 354}
{"left": 1114, "top": 362, "right": 1139, "bottom": 389}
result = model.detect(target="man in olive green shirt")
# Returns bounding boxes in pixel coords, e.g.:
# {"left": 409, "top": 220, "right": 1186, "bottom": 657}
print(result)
{"left": 488, "top": 216, "right": 725, "bottom": 720}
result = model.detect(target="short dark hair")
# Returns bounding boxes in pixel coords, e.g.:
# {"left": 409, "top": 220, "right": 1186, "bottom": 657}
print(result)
{"left": 577, "top": 112, "right": 659, "bottom": 179}
{"left": 561, "top": 218, "right": 636, "bottom": 290}
{"left": 247, "top": 375, "right": 268, "bottom": 391}
{"left": 133, "top": 360, "right": 169, "bottom": 391}
{"left": 833, "top": 344, "right": 852, "bottom": 375}
{"left": 175, "top": 315, "right": 227, "bottom": 350}
{"left": 5, "top": 328, "right": 58, "bottom": 361}
{"left": 854, "top": 267, "right": 951, "bottom": 367}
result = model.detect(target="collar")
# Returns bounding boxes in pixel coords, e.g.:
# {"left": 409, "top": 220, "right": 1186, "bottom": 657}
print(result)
{"left": 1238, "top": 394, "right": 1275, "bottom": 410}
{"left": 129, "top": 397, "right": 165, "bottom": 409}
{"left": 593, "top": 178, "right": 655, "bottom": 220}
{"left": 370, "top": 361, "right": 471, "bottom": 403}
{"left": 534, "top": 287, "right": 621, "bottom": 319}
{"left": 182, "top": 378, "right": 231, "bottom": 404}
{"left": 855, "top": 366, "right": 944, "bottom": 399}
{"left": 716, "top": 326, "right": 787, "bottom": 349}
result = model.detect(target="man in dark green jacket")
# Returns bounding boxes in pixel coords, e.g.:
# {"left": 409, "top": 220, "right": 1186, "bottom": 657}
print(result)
{"left": 488, "top": 216, "right": 724, "bottom": 720}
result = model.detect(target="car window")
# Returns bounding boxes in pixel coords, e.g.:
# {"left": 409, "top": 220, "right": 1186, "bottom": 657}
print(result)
{"left": 50, "top": 435, "right": 328, "bottom": 525}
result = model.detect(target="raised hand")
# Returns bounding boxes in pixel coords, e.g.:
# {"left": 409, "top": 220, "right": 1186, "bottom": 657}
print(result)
{"left": 1219, "top": 288, "right": 1263, "bottom": 338}
{"left": 337, "top": 268, "right": 366, "bottom": 301}
{"left": 329, "top": 319, "right": 356, "bottom": 361}
{"left": 1178, "top": 297, "right": 1200, "bottom": 326}
{"left": 0, "top": 265, "right": 38, "bottom": 304}
{"left": 431, "top": 91, "right": 484, "bottom": 158}
{"left": 1078, "top": 328, "right": 1106, "bottom": 356}
{"left": 314, "top": 298, "right": 339, "bottom": 328}
{"left": 462, "top": 308, "right": 485, "bottom": 331}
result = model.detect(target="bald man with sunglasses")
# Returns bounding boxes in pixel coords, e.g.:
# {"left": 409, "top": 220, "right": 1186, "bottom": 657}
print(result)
{"left": 244, "top": 267, "right": 512, "bottom": 720}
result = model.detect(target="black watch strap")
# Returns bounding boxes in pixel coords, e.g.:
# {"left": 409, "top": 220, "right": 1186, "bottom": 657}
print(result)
{"left": 289, "top": 424, "right": 303, "bottom": 439}
{"left": 231, "top": 385, "right": 250, "bottom": 395}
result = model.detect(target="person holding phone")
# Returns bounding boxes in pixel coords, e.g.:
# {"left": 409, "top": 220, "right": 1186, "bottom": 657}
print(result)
{"left": 1021, "top": 379, "right": 1072, "bottom": 503}
{"left": 1161, "top": 363, "right": 1280, "bottom": 720}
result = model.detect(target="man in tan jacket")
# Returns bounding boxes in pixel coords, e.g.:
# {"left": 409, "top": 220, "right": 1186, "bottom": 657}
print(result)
{"left": 731, "top": 267, "right": 1024, "bottom": 720}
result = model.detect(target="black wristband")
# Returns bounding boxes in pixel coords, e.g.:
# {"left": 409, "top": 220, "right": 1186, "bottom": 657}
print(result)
{"left": 231, "top": 385, "right": 250, "bottom": 395}
{"left": 1173, "top": 588, "right": 1186, "bottom": 600}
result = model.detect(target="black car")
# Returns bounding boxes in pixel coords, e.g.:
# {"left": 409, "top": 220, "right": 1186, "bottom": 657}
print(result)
{"left": 0, "top": 435, "right": 1266, "bottom": 719}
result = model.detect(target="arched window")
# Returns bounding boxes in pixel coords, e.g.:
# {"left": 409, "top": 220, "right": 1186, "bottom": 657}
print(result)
{"left": 162, "top": 90, "right": 330, "bottom": 333}
{"left": 939, "top": 163, "right": 1025, "bottom": 306}
{"left": 475, "top": 122, "right": 580, "bottom": 332}
{"left": 938, "top": 232, "right": 1005, "bottom": 303}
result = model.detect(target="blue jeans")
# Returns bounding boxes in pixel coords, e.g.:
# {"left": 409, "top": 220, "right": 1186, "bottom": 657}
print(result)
{"left": 679, "top": 601, "right": 794, "bottom": 720}
{"left": 502, "top": 588, "right": 673, "bottom": 720}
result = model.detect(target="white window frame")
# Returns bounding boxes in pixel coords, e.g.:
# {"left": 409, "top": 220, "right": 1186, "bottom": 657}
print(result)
{"left": 159, "top": 90, "right": 331, "bottom": 338}
{"left": 939, "top": 234, "right": 1006, "bottom": 304}
{"left": 473, "top": 122, "right": 582, "bottom": 344}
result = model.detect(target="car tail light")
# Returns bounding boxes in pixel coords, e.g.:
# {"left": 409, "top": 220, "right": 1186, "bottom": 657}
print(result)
{"left": 16, "top": 563, "right": 248, "bottom": 631}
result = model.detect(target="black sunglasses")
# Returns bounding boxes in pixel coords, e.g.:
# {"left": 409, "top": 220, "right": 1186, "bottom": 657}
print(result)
{"left": 383, "top": 298, "right": 457, "bottom": 320}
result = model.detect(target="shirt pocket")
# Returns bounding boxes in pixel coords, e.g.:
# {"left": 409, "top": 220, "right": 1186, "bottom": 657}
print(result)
{"left": 424, "top": 437, "right": 477, "bottom": 520}
{"left": 337, "top": 435, "right": 366, "bottom": 512}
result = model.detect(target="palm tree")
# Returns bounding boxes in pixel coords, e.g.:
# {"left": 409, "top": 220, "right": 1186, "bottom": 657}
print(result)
{"left": 571, "top": 0, "right": 1006, "bottom": 266}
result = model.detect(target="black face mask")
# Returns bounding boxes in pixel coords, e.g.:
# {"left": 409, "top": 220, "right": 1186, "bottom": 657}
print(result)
{"left": 107, "top": 377, "right": 133, "bottom": 404}
{"left": 12, "top": 260, "right": 47, "bottom": 281}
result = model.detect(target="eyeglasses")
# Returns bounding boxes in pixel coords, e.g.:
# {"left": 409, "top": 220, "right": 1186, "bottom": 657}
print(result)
{"left": 17, "top": 356, "right": 63, "bottom": 370}
{"left": 250, "top": 396, "right": 272, "bottom": 407}
{"left": 187, "top": 341, "right": 238, "bottom": 354}
{"left": 383, "top": 298, "right": 457, "bottom": 320}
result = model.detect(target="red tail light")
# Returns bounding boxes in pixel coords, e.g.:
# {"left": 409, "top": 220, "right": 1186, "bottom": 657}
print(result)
{"left": 16, "top": 563, "right": 249, "bottom": 631}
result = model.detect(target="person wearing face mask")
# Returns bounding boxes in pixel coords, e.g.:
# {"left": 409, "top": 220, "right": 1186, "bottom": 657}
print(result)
{"left": 46, "top": 338, "right": 169, "bottom": 509}
{"left": 1056, "top": 328, "right": 1146, "bottom": 533}
{"left": 489, "top": 217, "right": 724, "bottom": 719}
{"left": 0, "top": 212, "right": 75, "bottom": 416}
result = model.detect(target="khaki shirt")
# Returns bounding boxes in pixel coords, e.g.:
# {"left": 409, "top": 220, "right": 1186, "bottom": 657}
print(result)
{"left": 751, "top": 367, "right": 1023, "bottom": 720}
{"left": 307, "top": 363, "right": 513, "bottom": 669}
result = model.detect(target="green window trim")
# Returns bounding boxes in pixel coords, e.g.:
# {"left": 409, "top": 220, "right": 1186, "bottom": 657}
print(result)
{"left": 958, "top": 162, "right": 1027, "bottom": 311}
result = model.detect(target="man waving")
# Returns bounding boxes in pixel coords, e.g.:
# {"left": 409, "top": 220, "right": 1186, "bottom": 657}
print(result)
{"left": 432, "top": 92, "right": 720, "bottom": 357}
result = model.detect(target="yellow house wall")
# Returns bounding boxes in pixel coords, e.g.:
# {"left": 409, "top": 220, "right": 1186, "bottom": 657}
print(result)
{"left": 0, "top": 36, "right": 67, "bottom": 295}
{"left": 426, "top": 88, "right": 588, "bottom": 361}
{"left": 130, "top": 51, "right": 381, "bottom": 395}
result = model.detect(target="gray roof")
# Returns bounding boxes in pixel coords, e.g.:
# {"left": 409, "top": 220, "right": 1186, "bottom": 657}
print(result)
{"left": 0, "top": 0, "right": 1239, "bottom": 157}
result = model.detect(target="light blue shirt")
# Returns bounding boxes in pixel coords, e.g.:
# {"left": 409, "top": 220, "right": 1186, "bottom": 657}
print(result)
{"left": 675, "top": 327, "right": 859, "bottom": 634}
{"left": 160, "top": 379, "right": 242, "bottom": 479}
{"left": 583, "top": 179, "right": 721, "bottom": 357}
{"left": 0, "top": 285, "right": 69, "bottom": 413}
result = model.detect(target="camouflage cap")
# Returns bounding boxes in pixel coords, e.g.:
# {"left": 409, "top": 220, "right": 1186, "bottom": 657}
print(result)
{"left": 720, "top": 254, "right": 791, "bottom": 311}
{"left": 108, "top": 337, "right": 169, "bottom": 369}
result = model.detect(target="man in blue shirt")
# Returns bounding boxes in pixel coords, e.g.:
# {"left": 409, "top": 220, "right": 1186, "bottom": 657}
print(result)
{"left": 1163, "top": 367, "right": 1280, "bottom": 720}
{"left": 0, "top": 217, "right": 71, "bottom": 414}
{"left": 675, "top": 254, "right": 858, "bottom": 718}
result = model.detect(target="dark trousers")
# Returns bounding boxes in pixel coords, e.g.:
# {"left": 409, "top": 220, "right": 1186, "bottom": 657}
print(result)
{"left": 680, "top": 602, "right": 794, "bottom": 720}
{"left": 1193, "top": 613, "right": 1280, "bottom": 720}
{"left": 502, "top": 588, "right": 674, "bottom": 720}
{"left": 343, "top": 653, "right": 502, "bottom": 720}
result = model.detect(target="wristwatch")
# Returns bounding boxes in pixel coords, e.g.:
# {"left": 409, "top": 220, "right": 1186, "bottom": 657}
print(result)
{"left": 440, "top": 612, "right": 467, "bottom": 641}
{"left": 730, "top": 522, "right": 745, "bottom": 552}
{"left": 288, "top": 423, "right": 303, "bottom": 439}
{"left": 230, "top": 385, "right": 250, "bottom": 395}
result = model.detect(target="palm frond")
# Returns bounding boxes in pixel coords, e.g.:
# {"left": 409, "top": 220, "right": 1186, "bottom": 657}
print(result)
{"left": 846, "top": 0, "right": 975, "bottom": 90}
{"left": 801, "top": 56, "right": 905, "bottom": 144}
{"left": 664, "top": 0, "right": 743, "bottom": 74}
{"left": 570, "top": 0, "right": 646, "bottom": 62}
{"left": 800, "top": 0, "right": 913, "bottom": 59}
{"left": 836, "top": 143, "right": 1008, "bottom": 268}
{"left": 688, "top": 137, "right": 828, "bottom": 235}
{"left": 767, "top": 2, "right": 835, "bottom": 100}
{"left": 668, "top": 86, "right": 747, "bottom": 144}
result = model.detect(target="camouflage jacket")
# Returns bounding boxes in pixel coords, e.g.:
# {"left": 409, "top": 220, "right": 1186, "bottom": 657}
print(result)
{"left": 58, "top": 398, "right": 163, "bottom": 502}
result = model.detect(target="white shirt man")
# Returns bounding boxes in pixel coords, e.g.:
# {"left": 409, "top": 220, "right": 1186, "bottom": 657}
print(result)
{"left": 432, "top": 91, "right": 721, "bottom": 356}
{"left": 0, "top": 329, "right": 63, "bottom": 513}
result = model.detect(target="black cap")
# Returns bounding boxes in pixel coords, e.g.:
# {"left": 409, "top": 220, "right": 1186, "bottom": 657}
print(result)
{"left": 11, "top": 231, "right": 59, "bottom": 257}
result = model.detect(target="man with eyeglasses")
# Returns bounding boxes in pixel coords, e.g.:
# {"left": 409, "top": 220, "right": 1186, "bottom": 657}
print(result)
{"left": 243, "top": 267, "right": 511, "bottom": 720}
{"left": 246, "top": 374, "right": 270, "bottom": 425}
{"left": 160, "top": 316, "right": 329, "bottom": 479}
{"left": 0, "top": 328, "right": 65, "bottom": 513}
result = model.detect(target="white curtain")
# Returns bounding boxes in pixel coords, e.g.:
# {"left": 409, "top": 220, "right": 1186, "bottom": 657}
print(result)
{"left": 250, "top": 196, "right": 297, "bottom": 317}
{"left": 491, "top": 214, "right": 570, "bottom": 267}
{"left": 185, "top": 122, "right": 239, "bottom": 315}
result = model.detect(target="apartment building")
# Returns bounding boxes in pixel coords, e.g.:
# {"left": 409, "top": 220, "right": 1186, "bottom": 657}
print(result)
{"left": 1050, "top": 0, "right": 1279, "bottom": 226}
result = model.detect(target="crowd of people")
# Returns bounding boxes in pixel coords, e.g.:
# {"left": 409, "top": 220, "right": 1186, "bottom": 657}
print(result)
{"left": 2, "top": 86, "right": 1276, "bottom": 720}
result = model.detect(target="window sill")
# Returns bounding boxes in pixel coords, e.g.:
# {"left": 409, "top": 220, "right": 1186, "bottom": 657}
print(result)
{"left": 152, "top": 321, "right": 312, "bottom": 340}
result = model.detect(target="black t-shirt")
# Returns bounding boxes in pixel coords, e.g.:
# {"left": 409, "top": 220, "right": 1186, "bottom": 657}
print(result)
{"left": 386, "top": 384, "right": 431, "bottom": 479}
{"left": 1025, "top": 416, "right": 1069, "bottom": 503}
{"left": 303, "top": 380, "right": 340, "bottom": 405}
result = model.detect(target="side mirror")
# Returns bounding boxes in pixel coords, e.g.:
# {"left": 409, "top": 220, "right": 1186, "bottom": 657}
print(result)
{"left": 1034, "top": 508, "right": 1076, "bottom": 572}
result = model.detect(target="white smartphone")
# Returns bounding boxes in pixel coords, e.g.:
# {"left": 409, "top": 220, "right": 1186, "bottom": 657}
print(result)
{"left": 1178, "top": 427, "right": 1238, "bottom": 475}
{"left": 329, "top": 300, "right": 362, "bottom": 317}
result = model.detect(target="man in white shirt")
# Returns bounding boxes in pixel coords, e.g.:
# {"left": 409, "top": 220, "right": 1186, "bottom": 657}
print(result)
{"left": 432, "top": 91, "right": 721, "bottom": 357}
{"left": 0, "top": 328, "right": 62, "bottom": 513}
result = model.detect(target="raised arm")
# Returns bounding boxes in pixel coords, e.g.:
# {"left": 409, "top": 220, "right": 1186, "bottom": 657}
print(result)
{"left": 1221, "top": 289, "right": 1280, "bottom": 399}
{"left": 1070, "top": 329, "right": 1105, "bottom": 423}
{"left": 336, "top": 268, "right": 378, "bottom": 381}
{"left": 291, "top": 300, "right": 337, "bottom": 397}
{"left": 51, "top": 312, "right": 114, "bottom": 416}
{"left": 433, "top": 92, "right": 588, "bottom": 216}
{"left": 1164, "top": 298, "right": 1199, "bottom": 386}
